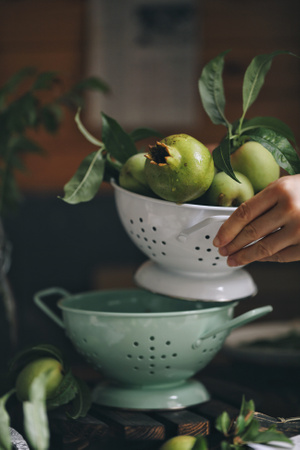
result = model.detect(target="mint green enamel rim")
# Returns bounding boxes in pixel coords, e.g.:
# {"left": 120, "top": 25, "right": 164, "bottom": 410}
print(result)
{"left": 34, "top": 287, "right": 273, "bottom": 341}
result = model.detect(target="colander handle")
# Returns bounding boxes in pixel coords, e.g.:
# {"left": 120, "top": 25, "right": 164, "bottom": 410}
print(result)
{"left": 177, "top": 215, "right": 230, "bottom": 242}
{"left": 34, "top": 287, "right": 71, "bottom": 329}
{"left": 192, "top": 305, "right": 273, "bottom": 349}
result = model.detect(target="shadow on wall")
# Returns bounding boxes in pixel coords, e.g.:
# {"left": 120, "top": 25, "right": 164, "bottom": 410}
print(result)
{"left": 2, "top": 192, "right": 145, "bottom": 364}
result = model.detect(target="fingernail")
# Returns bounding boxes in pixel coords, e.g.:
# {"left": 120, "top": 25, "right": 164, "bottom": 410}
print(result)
{"left": 213, "top": 236, "right": 220, "bottom": 247}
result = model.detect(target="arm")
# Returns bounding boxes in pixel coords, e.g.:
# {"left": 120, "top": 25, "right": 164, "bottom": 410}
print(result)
{"left": 213, "top": 174, "right": 300, "bottom": 266}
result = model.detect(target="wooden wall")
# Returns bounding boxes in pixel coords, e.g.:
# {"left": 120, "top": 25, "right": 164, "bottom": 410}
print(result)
{"left": 0, "top": 0, "right": 299, "bottom": 193}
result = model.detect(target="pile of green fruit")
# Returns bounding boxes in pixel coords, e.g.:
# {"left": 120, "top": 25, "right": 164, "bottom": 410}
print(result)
{"left": 60, "top": 50, "right": 300, "bottom": 207}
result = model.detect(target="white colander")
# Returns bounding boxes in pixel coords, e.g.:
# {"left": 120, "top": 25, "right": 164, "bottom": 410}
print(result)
{"left": 112, "top": 181, "right": 237, "bottom": 276}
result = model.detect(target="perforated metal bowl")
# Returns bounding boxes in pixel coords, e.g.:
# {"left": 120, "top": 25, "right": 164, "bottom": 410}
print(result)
{"left": 112, "top": 181, "right": 237, "bottom": 277}
{"left": 34, "top": 287, "right": 272, "bottom": 410}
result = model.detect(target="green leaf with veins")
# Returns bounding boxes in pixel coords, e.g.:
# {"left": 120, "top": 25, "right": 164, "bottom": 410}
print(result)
{"left": 242, "top": 50, "right": 295, "bottom": 119}
{"left": 101, "top": 112, "right": 137, "bottom": 164}
{"left": 240, "top": 116, "right": 296, "bottom": 144}
{"left": 245, "top": 128, "right": 300, "bottom": 175}
{"left": 60, "top": 150, "right": 105, "bottom": 204}
{"left": 198, "top": 50, "right": 231, "bottom": 128}
{"left": 212, "top": 138, "right": 240, "bottom": 182}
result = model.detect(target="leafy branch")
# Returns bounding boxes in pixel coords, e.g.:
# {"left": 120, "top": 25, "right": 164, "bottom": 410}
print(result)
{"left": 199, "top": 50, "right": 300, "bottom": 180}
{"left": 0, "top": 67, "right": 109, "bottom": 216}
{"left": 60, "top": 109, "right": 162, "bottom": 204}
{"left": 191, "top": 397, "right": 292, "bottom": 450}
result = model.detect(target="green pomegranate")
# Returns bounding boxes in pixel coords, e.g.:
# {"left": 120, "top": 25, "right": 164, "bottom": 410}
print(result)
{"left": 207, "top": 170, "right": 254, "bottom": 207}
{"left": 16, "top": 357, "right": 64, "bottom": 401}
{"left": 119, "top": 153, "right": 153, "bottom": 196}
{"left": 231, "top": 141, "right": 280, "bottom": 193}
{"left": 160, "top": 435, "right": 197, "bottom": 450}
{"left": 144, "top": 134, "right": 214, "bottom": 203}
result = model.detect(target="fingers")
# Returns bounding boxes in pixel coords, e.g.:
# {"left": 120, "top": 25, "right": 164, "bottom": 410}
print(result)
{"left": 259, "top": 244, "right": 300, "bottom": 263}
{"left": 225, "top": 223, "right": 300, "bottom": 266}
{"left": 218, "top": 201, "right": 284, "bottom": 258}
{"left": 213, "top": 185, "right": 277, "bottom": 248}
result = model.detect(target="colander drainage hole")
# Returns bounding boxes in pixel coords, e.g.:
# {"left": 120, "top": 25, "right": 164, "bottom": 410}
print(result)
{"left": 138, "top": 355, "right": 144, "bottom": 360}
{"left": 127, "top": 354, "right": 132, "bottom": 358}
{"left": 205, "top": 235, "right": 210, "bottom": 239}
{"left": 133, "top": 341, "right": 139, "bottom": 347}
{"left": 165, "top": 341, "right": 171, "bottom": 345}
{"left": 139, "top": 218, "right": 143, "bottom": 223}
{"left": 149, "top": 336, "right": 155, "bottom": 341}
{"left": 150, "top": 347, "right": 155, "bottom": 351}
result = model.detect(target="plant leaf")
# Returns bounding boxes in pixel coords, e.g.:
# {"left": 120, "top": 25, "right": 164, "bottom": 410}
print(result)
{"left": 23, "top": 373, "right": 50, "bottom": 450}
{"left": 212, "top": 138, "right": 240, "bottom": 182}
{"left": 216, "top": 411, "right": 232, "bottom": 435}
{"left": 0, "top": 389, "right": 15, "bottom": 450}
{"left": 240, "top": 117, "right": 296, "bottom": 144}
{"left": 251, "top": 425, "right": 292, "bottom": 445}
{"left": 245, "top": 128, "right": 300, "bottom": 174}
{"left": 199, "top": 49, "right": 231, "bottom": 127}
{"left": 65, "top": 377, "right": 92, "bottom": 419}
{"left": 101, "top": 112, "right": 137, "bottom": 163}
{"left": 130, "top": 127, "right": 163, "bottom": 142}
{"left": 46, "top": 367, "right": 78, "bottom": 410}
{"left": 192, "top": 436, "right": 208, "bottom": 450}
{"left": 0, "top": 67, "right": 36, "bottom": 109}
{"left": 60, "top": 150, "right": 105, "bottom": 204}
{"left": 242, "top": 51, "right": 295, "bottom": 116}
{"left": 31, "top": 71, "right": 58, "bottom": 91}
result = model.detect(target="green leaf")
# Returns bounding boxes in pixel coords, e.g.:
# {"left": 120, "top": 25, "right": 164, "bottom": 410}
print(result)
{"left": 242, "top": 51, "right": 295, "bottom": 116}
{"left": 192, "top": 436, "right": 208, "bottom": 450}
{"left": 240, "top": 117, "right": 296, "bottom": 144}
{"left": 239, "top": 419, "right": 261, "bottom": 443}
{"left": 65, "top": 377, "right": 92, "bottom": 419}
{"left": 245, "top": 128, "right": 300, "bottom": 175}
{"left": 251, "top": 425, "right": 292, "bottom": 445}
{"left": 46, "top": 366, "right": 78, "bottom": 410}
{"left": 101, "top": 112, "right": 137, "bottom": 163}
{"left": 212, "top": 138, "right": 240, "bottom": 182}
{"left": 0, "top": 67, "right": 36, "bottom": 109}
{"left": 31, "top": 71, "right": 58, "bottom": 91}
{"left": 216, "top": 411, "right": 232, "bottom": 435}
{"left": 0, "top": 389, "right": 15, "bottom": 450}
{"left": 40, "top": 104, "right": 63, "bottom": 133}
{"left": 199, "top": 49, "right": 231, "bottom": 127}
{"left": 23, "top": 373, "right": 50, "bottom": 450}
{"left": 60, "top": 150, "right": 105, "bottom": 204}
{"left": 130, "top": 127, "right": 163, "bottom": 142}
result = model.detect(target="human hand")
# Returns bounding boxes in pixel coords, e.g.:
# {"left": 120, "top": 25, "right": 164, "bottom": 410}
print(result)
{"left": 213, "top": 174, "right": 300, "bottom": 266}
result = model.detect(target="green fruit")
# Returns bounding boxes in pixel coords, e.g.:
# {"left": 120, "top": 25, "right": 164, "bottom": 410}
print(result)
{"left": 160, "top": 435, "right": 197, "bottom": 450}
{"left": 231, "top": 141, "right": 280, "bottom": 193}
{"left": 207, "top": 171, "right": 254, "bottom": 207}
{"left": 144, "top": 134, "right": 214, "bottom": 203}
{"left": 119, "top": 153, "right": 153, "bottom": 196}
{"left": 16, "top": 357, "right": 64, "bottom": 401}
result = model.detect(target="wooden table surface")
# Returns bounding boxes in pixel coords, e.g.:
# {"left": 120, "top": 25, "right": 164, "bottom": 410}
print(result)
{"left": 48, "top": 353, "right": 300, "bottom": 450}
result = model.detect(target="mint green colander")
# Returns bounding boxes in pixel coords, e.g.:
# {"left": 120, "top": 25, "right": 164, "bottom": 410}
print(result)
{"left": 34, "top": 287, "right": 272, "bottom": 410}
